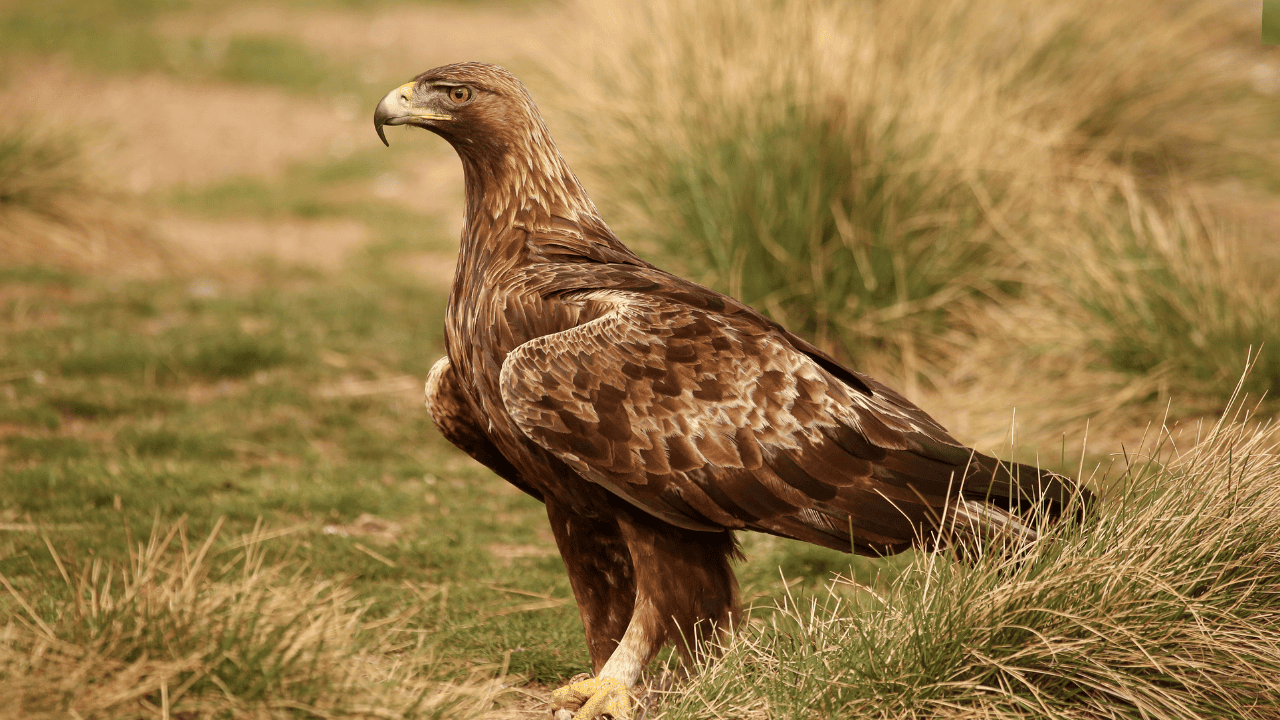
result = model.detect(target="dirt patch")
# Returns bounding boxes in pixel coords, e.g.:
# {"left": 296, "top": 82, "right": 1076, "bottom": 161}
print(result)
{"left": 0, "top": 61, "right": 368, "bottom": 193}
{"left": 155, "top": 3, "right": 574, "bottom": 76}
{"left": 154, "top": 213, "right": 368, "bottom": 269}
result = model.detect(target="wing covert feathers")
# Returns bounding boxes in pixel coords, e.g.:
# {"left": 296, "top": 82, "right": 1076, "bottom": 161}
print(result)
{"left": 499, "top": 291, "right": 1089, "bottom": 555}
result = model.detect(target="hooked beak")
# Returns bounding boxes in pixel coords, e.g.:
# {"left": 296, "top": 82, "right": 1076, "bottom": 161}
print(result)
{"left": 374, "top": 82, "right": 453, "bottom": 146}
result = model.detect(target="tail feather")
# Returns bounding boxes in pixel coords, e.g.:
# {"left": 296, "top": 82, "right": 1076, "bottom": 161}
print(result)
{"left": 942, "top": 453, "right": 1095, "bottom": 553}
{"left": 962, "top": 452, "right": 1095, "bottom": 520}
{"left": 945, "top": 498, "right": 1039, "bottom": 543}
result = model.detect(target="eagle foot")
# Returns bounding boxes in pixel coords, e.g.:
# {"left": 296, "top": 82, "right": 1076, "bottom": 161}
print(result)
{"left": 550, "top": 673, "right": 632, "bottom": 720}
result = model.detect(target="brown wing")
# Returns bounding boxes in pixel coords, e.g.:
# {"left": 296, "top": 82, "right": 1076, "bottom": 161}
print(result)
{"left": 425, "top": 356, "right": 543, "bottom": 502}
{"left": 499, "top": 288, "right": 1057, "bottom": 555}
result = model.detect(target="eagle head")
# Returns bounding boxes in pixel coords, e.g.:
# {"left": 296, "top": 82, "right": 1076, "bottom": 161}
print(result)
{"left": 373, "top": 62, "right": 543, "bottom": 153}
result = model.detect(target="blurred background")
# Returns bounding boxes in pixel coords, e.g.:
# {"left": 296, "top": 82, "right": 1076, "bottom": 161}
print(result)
{"left": 1, "top": 0, "right": 1277, "bottom": 717}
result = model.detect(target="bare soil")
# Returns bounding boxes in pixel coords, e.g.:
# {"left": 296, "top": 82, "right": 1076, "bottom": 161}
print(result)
{"left": 155, "top": 2, "right": 571, "bottom": 74}
{"left": 152, "top": 214, "right": 370, "bottom": 270}
{"left": 0, "top": 60, "right": 369, "bottom": 192}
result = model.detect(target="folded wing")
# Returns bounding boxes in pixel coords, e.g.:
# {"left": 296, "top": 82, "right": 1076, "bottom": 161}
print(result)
{"left": 500, "top": 287, "right": 1083, "bottom": 555}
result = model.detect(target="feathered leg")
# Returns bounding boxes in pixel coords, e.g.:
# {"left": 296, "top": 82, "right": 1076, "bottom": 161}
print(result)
{"left": 551, "top": 508, "right": 738, "bottom": 720}
{"left": 618, "top": 513, "right": 739, "bottom": 667}
{"left": 546, "top": 501, "right": 637, "bottom": 672}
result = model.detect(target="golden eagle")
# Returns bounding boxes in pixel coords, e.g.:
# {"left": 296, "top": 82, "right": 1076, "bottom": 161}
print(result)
{"left": 375, "top": 62, "right": 1092, "bottom": 720}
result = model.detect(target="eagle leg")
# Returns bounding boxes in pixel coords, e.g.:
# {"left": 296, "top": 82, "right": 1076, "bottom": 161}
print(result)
{"left": 616, "top": 515, "right": 739, "bottom": 668}
{"left": 546, "top": 501, "right": 637, "bottom": 671}
{"left": 550, "top": 512, "right": 739, "bottom": 719}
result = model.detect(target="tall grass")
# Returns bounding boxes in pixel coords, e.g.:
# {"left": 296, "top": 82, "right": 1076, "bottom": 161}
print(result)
{"left": 0, "top": 130, "right": 83, "bottom": 221}
{"left": 0, "top": 518, "right": 509, "bottom": 719}
{"left": 653, "top": 400, "right": 1280, "bottom": 719}
{"left": 555, "top": 0, "right": 1280, "bottom": 427}
{"left": 1045, "top": 178, "right": 1280, "bottom": 408}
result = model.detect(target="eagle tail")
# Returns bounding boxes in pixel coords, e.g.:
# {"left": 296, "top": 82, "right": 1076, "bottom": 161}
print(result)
{"left": 938, "top": 453, "right": 1094, "bottom": 555}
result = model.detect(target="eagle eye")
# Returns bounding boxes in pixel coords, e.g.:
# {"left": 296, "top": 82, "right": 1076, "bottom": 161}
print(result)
{"left": 448, "top": 86, "right": 473, "bottom": 104}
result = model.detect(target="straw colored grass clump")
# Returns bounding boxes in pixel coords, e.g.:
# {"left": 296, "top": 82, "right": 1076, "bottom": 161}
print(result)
{"left": 0, "top": 128, "right": 173, "bottom": 274}
{"left": 0, "top": 519, "right": 507, "bottom": 720}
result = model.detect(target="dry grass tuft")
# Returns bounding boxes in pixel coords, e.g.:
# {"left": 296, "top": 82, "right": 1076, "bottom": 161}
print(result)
{"left": 653, "top": 393, "right": 1280, "bottom": 719}
{"left": 0, "top": 518, "right": 512, "bottom": 720}
{"left": 0, "top": 128, "right": 182, "bottom": 276}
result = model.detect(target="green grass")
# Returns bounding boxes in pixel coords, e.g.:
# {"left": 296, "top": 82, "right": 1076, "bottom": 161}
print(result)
{"left": 165, "top": 149, "right": 460, "bottom": 260}
{"left": 212, "top": 34, "right": 357, "bottom": 93}
{"left": 653, "top": 102, "right": 996, "bottom": 360}
{"left": 1067, "top": 188, "right": 1280, "bottom": 407}
{"left": 169, "top": 150, "right": 399, "bottom": 219}
{"left": 0, "top": 0, "right": 183, "bottom": 75}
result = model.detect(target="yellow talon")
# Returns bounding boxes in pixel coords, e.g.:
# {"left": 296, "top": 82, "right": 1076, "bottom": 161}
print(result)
{"left": 550, "top": 675, "right": 632, "bottom": 720}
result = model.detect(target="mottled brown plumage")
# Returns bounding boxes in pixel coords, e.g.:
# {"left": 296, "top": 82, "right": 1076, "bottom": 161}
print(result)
{"left": 376, "top": 62, "right": 1092, "bottom": 719}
